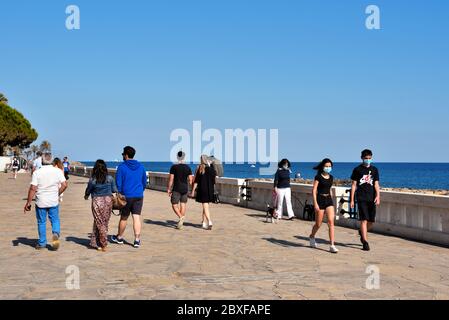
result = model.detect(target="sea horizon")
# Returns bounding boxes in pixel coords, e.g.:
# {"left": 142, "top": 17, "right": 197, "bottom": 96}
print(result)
{"left": 79, "top": 161, "right": 449, "bottom": 191}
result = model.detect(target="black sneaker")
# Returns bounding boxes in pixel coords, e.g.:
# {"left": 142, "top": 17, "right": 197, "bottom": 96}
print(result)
{"left": 111, "top": 235, "right": 124, "bottom": 244}
{"left": 35, "top": 244, "right": 46, "bottom": 250}
{"left": 362, "top": 241, "right": 371, "bottom": 251}
{"left": 133, "top": 239, "right": 141, "bottom": 248}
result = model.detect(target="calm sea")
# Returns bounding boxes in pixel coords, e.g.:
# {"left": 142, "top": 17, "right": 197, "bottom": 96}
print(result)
{"left": 81, "top": 162, "right": 449, "bottom": 190}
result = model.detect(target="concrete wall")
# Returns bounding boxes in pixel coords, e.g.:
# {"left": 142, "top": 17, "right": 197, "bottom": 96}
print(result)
{"left": 70, "top": 167, "right": 449, "bottom": 247}
{"left": 0, "top": 156, "right": 12, "bottom": 172}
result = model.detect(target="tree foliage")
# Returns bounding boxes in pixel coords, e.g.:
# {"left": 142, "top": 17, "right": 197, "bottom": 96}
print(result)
{"left": 0, "top": 94, "right": 38, "bottom": 155}
{"left": 40, "top": 140, "right": 51, "bottom": 152}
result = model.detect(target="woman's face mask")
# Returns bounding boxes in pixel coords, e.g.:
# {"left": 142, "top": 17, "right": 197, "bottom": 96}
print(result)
{"left": 323, "top": 167, "right": 332, "bottom": 174}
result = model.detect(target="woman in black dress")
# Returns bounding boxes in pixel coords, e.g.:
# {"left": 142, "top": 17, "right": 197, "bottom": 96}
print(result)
{"left": 309, "top": 158, "right": 338, "bottom": 253}
{"left": 191, "top": 155, "right": 216, "bottom": 230}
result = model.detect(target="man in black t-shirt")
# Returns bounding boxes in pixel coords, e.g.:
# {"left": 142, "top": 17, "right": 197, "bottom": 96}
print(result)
{"left": 350, "top": 149, "right": 381, "bottom": 251}
{"left": 168, "top": 151, "right": 193, "bottom": 230}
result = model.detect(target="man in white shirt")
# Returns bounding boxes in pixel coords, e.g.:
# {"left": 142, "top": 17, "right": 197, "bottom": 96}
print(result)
{"left": 24, "top": 153, "right": 68, "bottom": 250}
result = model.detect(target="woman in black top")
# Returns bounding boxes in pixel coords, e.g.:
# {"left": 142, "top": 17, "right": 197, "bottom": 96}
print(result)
{"left": 309, "top": 158, "right": 338, "bottom": 253}
{"left": 191, "top": 155, "right": 216, "bottom": 230}
{"left": 273, "top": 159, "right": 295, "bottom": 220}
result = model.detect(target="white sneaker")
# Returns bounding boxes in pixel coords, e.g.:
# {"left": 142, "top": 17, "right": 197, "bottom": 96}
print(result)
{"left": 330, "top": 245, "right": 339, "bottom": 253}
{"left": 202, "top": 221, "right": 209, "bottom": 229}
{"left": 177, "top": 216, "right": 185, "bottom": 230}
{"left": 309, "top": 237, "right": 317, "bottom": 248}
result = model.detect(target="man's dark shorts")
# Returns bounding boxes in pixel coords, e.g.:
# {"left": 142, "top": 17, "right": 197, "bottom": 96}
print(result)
{"left": 357, "top": 200, "right": 376, "bottom": 222}
{"left": 121, "top": 197, "right": 144, "bottom": 217}
{"left": 171, "top": 191, "right": 188, "bottom": 205}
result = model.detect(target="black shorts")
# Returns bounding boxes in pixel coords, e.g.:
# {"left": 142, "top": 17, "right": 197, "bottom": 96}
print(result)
{"left": 120, "top": 197, "right": 143, "bottom": 217}
{"left": 357, "top": 200, "right": 376, "bottom": 222}
{"left": 171, "top": 191, "right": 188, "bottom": 204}
{"left": 317, "top": 194, "right": 334, "bottom": 210}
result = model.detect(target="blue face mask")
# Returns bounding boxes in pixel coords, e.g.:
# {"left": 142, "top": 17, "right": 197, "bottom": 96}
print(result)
{"left": 363, "top": 159, "right": 373, "bottom": 166}
{"left": 323, "top": 167, "right": 332, "bottom": 174}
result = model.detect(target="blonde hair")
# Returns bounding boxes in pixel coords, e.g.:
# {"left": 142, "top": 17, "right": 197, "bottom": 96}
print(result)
{"left": 198, "top": 155, "right": 209, "bottom": 175}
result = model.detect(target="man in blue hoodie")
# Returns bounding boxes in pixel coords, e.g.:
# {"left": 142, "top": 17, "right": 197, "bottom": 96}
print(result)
{"left": 111, "top": 146, "right": 147, "bottom": 248}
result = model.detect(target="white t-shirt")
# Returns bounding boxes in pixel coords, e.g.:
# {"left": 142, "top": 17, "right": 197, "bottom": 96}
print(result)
{"left": 33, "top": 157, "right": 42, "bottom": 170}
{"left": 31, "top": 165, "right": 66, "bottom": 208}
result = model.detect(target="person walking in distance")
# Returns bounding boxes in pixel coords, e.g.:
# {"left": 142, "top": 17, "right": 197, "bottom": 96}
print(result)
{"left": 24, "top": 153, "right": 67, "bottom": 250}
{"left": 63, "top": 157, "right": 71, "bottom": 181}
{"left": 32, "top": 151, "right": 43, "bottom": 174}
{"left": 168, "top": 151, "right": 193, "bottom": 230}
{"left": 11, "top": 157, "right": 20, "bottom": 179}
{"left": 111, "top": 146, "right": 147, "bottom": 248}
{"left": 350, "top": 149, "right": 381, "bottom": 251}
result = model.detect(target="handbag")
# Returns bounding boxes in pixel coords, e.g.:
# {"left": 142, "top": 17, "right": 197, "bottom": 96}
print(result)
{"left": 112, "top": 192, "right": 127, "bottom": 215}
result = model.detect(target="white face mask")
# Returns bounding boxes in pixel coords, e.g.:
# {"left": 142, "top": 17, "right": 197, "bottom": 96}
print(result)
{"left": 283, "top": 165, "right": 289, "bottom": 170}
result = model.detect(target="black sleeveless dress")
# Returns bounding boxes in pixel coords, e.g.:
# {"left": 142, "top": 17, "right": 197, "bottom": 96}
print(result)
{"left": 195, "top": 166, "right": 216, "bottom": 203}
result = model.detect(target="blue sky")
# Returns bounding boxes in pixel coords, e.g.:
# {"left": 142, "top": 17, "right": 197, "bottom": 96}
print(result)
{"left": 1, "top": 0, "right": 448, "bottom": 162}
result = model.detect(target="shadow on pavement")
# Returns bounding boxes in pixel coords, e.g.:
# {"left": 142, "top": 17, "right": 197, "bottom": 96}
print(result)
{"left": 294, "top": 235, "right": 363, "bottom": 250}
{"left": 245, "top": 213, "right": 301, "bottom": 223}
{"left": 182, "top": 222, "right": 203, "bottom": 229}
{"left": 144, "top": 219, "right": 177, "bottom": 229}
{"left": 65, "top": 236, "right": 91, "bottom": 248}
{"left": 262, "top": 237, "right": 306, "bottom": 248}
{"left": 144, "top": 219, "right": 204, "bottom": 230}
{"left": 12, "top": 237, "right": 38, "bottom": 248}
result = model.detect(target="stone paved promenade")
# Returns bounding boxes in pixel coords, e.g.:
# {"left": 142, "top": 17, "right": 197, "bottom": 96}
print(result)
{"left": 1, "top": 173, "right": 449, "bottom": 300}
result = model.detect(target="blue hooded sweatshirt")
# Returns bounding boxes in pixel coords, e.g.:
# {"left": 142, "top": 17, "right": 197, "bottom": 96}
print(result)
{"left": 116, "top": 160, "right": 147, "bottom": 198}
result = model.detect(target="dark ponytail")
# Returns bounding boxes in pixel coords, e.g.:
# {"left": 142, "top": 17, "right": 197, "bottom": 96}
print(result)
{"left": 313, "top": 158, "right": 333, "bottom": 174}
